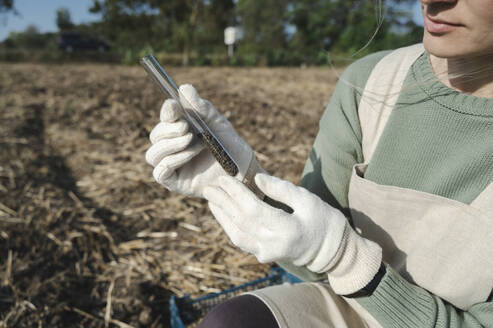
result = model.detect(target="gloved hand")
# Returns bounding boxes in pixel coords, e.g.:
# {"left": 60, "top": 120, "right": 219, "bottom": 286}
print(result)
{"left": 204, "top": 173, "right": 383, "bottom": 295}
{"left": 145, "top": 84, "right": 258, "bottom": 198}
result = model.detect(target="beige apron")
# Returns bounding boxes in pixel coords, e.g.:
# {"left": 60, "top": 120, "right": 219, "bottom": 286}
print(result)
{"left": 247, "top": 282, "right": 382, "bottom": 328}
{"left": 352, "top": 43, "right": 493, "bottom": 311}
{"left": 349, "top": 164, "right": 493, "bottom": 311}
{"left": 248, "top": 43, "right": 492, "bottom": 327}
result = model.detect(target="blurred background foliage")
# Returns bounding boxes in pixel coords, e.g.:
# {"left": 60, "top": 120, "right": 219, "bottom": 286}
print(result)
{"left": 0, "top": 0, "right": 422, "bottom": 66}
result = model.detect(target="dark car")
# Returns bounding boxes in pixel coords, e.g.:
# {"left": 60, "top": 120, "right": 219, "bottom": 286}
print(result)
{"left": 57, "top": 32, "right": 110, "bottom": 53}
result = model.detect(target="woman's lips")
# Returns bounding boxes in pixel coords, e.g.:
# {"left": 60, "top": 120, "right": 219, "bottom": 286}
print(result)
{"left": 424, "top": 16, "right": 463, "bottom": 33}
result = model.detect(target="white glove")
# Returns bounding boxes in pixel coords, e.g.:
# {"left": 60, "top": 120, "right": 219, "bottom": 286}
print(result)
{"left": 203, "top": 174, "right": 383, "bottom": 295}
{"left": 145, "top": 84, "right": 257, "bottom": 198}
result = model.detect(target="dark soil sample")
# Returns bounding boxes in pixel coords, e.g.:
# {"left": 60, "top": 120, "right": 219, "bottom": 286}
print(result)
{"left": 198, "top": 131, "right": 238, "bottom": 176}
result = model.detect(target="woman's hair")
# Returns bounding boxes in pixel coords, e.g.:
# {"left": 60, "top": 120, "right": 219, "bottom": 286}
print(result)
{"left": 440, "top": 56, "right": 493, "bottom": 88}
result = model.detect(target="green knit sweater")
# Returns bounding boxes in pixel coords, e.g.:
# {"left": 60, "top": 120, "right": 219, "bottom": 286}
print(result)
{"left": 281, "top": 49, "right": 493, "bottom": 327}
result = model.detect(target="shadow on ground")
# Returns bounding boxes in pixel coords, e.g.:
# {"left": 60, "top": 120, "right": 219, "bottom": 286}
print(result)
{"left": 1, "top": 100, "right": 171, "bottom": 327}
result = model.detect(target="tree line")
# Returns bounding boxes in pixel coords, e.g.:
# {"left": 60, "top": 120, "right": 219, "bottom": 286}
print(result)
{"left": 0, "top": 0, "right": 423, "bottom": 66}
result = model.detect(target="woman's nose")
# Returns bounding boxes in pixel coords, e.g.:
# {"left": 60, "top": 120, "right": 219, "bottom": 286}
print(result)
{"left": 420, "top": 0, "right": 457, "bottom": 13}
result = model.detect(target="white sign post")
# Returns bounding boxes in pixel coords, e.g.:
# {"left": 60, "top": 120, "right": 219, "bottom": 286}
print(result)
{"left": 224, "top": 27, "right": 243, "bottom": 57}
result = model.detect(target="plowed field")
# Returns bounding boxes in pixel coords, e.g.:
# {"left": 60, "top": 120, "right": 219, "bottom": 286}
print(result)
{"left": 0, "top": 63, "right": 339, "bottom": 327}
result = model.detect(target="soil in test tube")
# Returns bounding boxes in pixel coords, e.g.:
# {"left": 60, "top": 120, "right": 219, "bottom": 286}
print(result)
{"left": 199, "top": 131, "right": 293, "bottom": 213}
{"left": 198, "top": 130, "right": 238, "bottom": 176}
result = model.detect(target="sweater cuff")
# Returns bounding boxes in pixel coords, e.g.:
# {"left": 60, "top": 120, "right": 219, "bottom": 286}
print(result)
{"left": 355, "top": 265, "right": 436, "bottom": 328}
{"left": 326, "top": 226, "right": 382, "bottom": 295}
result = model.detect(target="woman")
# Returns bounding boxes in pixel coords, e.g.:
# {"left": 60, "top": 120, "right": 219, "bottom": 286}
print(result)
{"left": 145, "top": 0, "right": 493, "bottom": 326}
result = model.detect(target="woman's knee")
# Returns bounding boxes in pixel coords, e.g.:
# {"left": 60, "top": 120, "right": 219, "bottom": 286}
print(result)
{"left": 198, "top": 294, "right": 279, "bottom": 328}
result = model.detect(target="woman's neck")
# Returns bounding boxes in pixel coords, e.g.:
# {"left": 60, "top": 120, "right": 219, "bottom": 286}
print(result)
{"left": 429, "top": 53, "right": 493, "bottom": 99}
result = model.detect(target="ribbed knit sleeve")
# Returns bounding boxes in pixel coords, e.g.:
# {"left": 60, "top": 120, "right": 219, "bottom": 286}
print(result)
{"left": 356, "top": 265, "right": 493, "bottom": 328}
{"left": 299, "top": 50, "right": 391, "bottom": 216}
{"left": 280, "top": 47, "right": 493, "bottom": 326}
{"left": 277, "top": 50, "right": 391, "bottom": 282}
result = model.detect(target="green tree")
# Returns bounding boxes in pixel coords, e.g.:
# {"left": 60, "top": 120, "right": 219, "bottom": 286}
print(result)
{"left": 6, "top": 24, "right": 52, "bottom": 49}
{"left": 236, "top": 0, "right": 288, "bottom": 63}
{"left": 89, "top": 0, "right": 162, "bottom": 61}
{"left": 198, "top": 0, "right": 235, "bottom": 54}
{"left": 90, "top": 0, "right": 230, "bottom": 65}
{"left": 287, "top": 0, "right": 418, "bottom": 63}
{"left": 56, "top": 7, "right": 74, "bottom": 31}
{"left": 87, "top": 0, "right": 421, "bottom": 66}
{"left": 162, "top": 0, "right": 235, "bottom": 63}
{"left": 0, "top": 0, "right": 14, "bottom": 13}
{"left": 164, "top": 0, "right": 205, "bottom": 65}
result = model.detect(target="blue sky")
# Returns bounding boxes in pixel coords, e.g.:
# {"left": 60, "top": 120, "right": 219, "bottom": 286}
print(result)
{"left": 0, "top": 0, "right": 424, "bottom": 42}
{"left": 0, "top": 0, "right": 100, "bottom": 41}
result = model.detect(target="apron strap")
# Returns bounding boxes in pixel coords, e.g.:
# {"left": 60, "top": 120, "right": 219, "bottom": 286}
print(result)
{"left": 358, "top": 43, "right": 425, "bottom": 164}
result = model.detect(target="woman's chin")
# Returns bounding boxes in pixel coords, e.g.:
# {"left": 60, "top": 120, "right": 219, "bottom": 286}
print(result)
{"left": 423, "top": 33, "right": 493, "bottom": 59}
{"left": 423, "top": 34, "right": 463, "bottom": 58}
